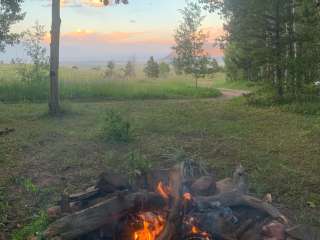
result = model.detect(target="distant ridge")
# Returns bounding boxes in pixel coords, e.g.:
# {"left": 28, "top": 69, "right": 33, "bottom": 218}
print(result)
{"left": 162, "top": 43, "right": 224, "bottom": 64}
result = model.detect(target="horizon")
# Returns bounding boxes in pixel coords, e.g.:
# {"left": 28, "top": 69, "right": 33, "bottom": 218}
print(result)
{"left": 0, "top": 0, "right": 224, "bottom": 63}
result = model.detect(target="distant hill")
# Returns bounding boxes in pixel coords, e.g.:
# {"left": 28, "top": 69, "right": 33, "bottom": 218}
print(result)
{"left": 162, "top": 43, "right": 224, "bottom": 65}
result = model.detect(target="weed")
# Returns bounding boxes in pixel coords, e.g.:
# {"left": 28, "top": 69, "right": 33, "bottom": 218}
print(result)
{"left": 126, "top": 150, "right": 152, "bottom": 181}
{"left": 102, "top": 110, "right": 132, "bottom": 143}
{"left": 13, "top": 177, "right": 39, "bottom": 194}
{"left": 11, "top": 211, "right": 49, "bottom": 240}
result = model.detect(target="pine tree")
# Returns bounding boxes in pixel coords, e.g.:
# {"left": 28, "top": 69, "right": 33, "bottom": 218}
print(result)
{"left": 144, "top": 56, "right": 160, "bottom": 78}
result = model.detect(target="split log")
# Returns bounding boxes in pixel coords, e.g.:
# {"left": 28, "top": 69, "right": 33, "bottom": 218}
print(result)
{"left": 191, "top": 176, "right": 216, "bottom": 196}
{"left": 195, "top": 190, "right": 288, "bottom": 224}
{"left": 68, "top": 186, "right": 99, "bottom": 203}
{"left": 157, "top": 162, "right": 185, "bottom": 240}
{"left": 44, "top": 191, "right": 165, "bottom": 240}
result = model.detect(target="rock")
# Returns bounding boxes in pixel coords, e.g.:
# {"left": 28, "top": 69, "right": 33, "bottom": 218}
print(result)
{"left": 191, "top": 176, "right": 216, "bottom": 196}
{"left": 47, "top": 206, "right": 62, "bottom": 219}
{"left": 262, "top": 222, "right": 285, "bottom": 240}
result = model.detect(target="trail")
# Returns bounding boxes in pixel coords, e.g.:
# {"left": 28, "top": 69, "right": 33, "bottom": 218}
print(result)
{"left": 217, "top": 88, "right": 250, "bottom": 99}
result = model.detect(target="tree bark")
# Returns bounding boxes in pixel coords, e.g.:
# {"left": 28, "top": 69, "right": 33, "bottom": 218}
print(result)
{"left": 49, "top": 0, "right": 61, "bottom": 115}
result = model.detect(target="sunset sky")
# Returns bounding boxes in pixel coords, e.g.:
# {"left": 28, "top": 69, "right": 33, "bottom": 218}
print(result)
{"left": 2, "top": 0, "right": 224, "bottom": 64}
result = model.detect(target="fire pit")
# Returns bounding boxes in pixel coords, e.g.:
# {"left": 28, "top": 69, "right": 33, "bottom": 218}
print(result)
{"left": 44, "top": 160, "right": 290, "bottom": 240}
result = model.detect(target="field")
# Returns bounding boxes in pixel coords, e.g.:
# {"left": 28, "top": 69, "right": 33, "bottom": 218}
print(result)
{"left": 0, "top": 64, "right": 221, "bottom": 102}
{"left": 0, "top": 65, "right": 320, "bottom": 239}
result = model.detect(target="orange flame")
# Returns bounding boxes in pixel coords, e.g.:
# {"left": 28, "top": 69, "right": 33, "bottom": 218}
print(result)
{"left": 133, "top": 213, "right": 165, "bottom": 240}
{"left": 156, "top": 182, "right": 170, "bottom": 199}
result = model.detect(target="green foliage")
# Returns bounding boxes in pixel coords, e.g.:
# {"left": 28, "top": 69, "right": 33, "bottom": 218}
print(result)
{"left": 104, "top": 60, "right": 116, "bottom": 78}
{"left": 11, "top": 211, "right": 49, "bottom": 240}
{"left": 126, "top": 150, "right": 152, "bottom": 178}
{"left": 23, "top": 22, "right": 48, "bottom": 67}
{"left": 0, "top": 0, "right": 25, "bottom": 52}
{"left": 123, "top": 60, "right": 136, "bottom": 79}
{"left": 144, "top": 56, "right": 160, "bottom": 78}
{"left": 15, "top": 177, "right": 39, "bottom": 193}
{"left": 15, "top": 22, "right": 49, "bottom": 88}
{"left": 246, "top": 87, "right": 320, "bottom": 115}
{"left": 200, "top": 0, "right": 320, "bottom": 99}
{"left": 102, "top": 110, "right": 132, "bottom": 143}
{"left": 173, "top": 1, "right": 216, "bottom": 87}
{"left": 159, "top": 62, "right": 170, "bottom": 77}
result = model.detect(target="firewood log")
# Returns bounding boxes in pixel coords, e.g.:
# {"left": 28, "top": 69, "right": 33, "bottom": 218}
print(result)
{"left": 195, "top": 190, "right": 288, "bottom": 224}
{"left": 44, "top": 191, "right": 165, "bottom": 240}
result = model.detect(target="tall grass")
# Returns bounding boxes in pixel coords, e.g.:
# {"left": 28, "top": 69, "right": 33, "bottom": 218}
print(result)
{"left": 0, "top": 64, "right": 221, "bottom": 102}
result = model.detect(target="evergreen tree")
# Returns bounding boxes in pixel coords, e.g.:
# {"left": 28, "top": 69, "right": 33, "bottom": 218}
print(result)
{"left": 199, "top": 0, "right": 320, "bottom": 99}
{"left": 124, "top": 60, "right": 135, "bottom": 79}
{"left": 144, "top": 56, "right": 160, "bottom": 78}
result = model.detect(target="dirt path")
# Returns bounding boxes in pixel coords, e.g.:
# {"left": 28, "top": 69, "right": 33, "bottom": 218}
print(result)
{"left": 218, "top": 88, "right": 250, "bottom": 99}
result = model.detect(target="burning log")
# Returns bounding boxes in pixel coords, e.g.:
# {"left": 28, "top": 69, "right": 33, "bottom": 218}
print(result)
{"left": 44, "top": 160, "right": 292, "bottom": 240}
{"left": 157, "top": 162, "right": 185, "bottom": 240}
{"left": 44, "top": 192, "right": 166, "bottom": 240}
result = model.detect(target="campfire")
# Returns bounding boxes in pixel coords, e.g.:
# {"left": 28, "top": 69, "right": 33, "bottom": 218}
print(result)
{"left": 44, "top": 160, "right": 292, "bottom": 240}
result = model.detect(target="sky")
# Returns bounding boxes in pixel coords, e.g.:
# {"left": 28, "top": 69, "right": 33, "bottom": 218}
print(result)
{"left": 1, "top": 0, "right": 224, "bottom": 64}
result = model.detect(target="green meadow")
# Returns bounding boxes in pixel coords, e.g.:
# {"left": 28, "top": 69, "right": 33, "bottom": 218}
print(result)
{"left": 0, "top": 64, "right": 221, "bottom": 102}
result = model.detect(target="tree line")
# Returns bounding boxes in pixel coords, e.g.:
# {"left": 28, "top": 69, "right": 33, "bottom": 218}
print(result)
{"left": 199, "top": 0, "right": 320, "bottom": 99}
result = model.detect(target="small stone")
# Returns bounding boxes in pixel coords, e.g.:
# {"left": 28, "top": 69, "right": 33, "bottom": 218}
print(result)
{"left": 47, "top": 206, "right": 62, "bottom": 219}
{"left": 262, "top": 222, "right": 285, "bottom": 240}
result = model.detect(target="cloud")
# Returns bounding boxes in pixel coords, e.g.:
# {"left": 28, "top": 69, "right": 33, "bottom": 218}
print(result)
{"left": 42, "top": 27, "right": 224, "bottom": 61}
{"left": 44, "top": 0, "right": 106, "bottom": 8}
{"left": 43, "top": 29, "right": 174, "bottom": 46}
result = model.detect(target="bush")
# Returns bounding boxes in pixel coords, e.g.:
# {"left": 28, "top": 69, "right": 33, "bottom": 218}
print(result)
{"left": 245, "top": 86, "right": 320, "bottom": 115}
{"left": 159, "top": 62, "right": 170, "bottom": 77}
{"left": 102, "top": 110, "right": 132, "bottom": 142}
{"left": 144, "top": 56, "right": 160, "bottom": 78}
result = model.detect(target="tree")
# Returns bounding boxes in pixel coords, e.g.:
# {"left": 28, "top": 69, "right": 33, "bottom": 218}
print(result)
{"left": 49, "top": 0, "right": 129, "bottom": 115}
{"left": 199, "top": 0, "right": 320, "bottom": 99}
{"left": 105, "top": 60, "right": 116, "bottom": 78}
{"left": 173, "top": 1, "right": 210, "bottom": 88}
{"left": 124, "top": 60, "right": 135, "bottom": 79}
{"left": 23, "top": 22, "right": 48, "bottom": 69}
{"left": 18, "top": 22, "right": 49, "bottom": 83}
{"left": 144, "top": 56, "right": 160, "bottom": 78}
{"left": 159, "top": 62, "right": 170, "bottom": 77}
{"left": 0, "top": 0, "right": 25, "bottom": 52}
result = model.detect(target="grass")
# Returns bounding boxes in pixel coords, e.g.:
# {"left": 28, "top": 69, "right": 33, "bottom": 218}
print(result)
{"left": 0, "top": 64, "right": 221, "bottom": 102}
{"left": 0, "top": 97, "right": 319, "bottom": 238}
{"left": 212, "top": 72, "right": 258, "bottom": 91}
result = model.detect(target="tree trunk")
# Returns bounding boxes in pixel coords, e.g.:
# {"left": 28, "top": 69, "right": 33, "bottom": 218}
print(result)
{"left": 275, "top": 2, "right": 283, "bottom": 99}
{"left": 49, "top": 0, "right": 61, "bottom": 115}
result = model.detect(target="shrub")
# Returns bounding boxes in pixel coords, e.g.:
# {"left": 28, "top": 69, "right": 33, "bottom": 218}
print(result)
{"left": 159, "top": 62, "right": 170, "bottom": 77}
{"left": 102, "top": 110, "right": 132, "bottom": 142}
{"left": 105, "top": 61, "right": 115, "bottom": 79}
{"left": 126, "top": 150, "right": 152, "bottom": 177}
{"left": 144, "top": 56, "right": 160, "bottom": 78}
